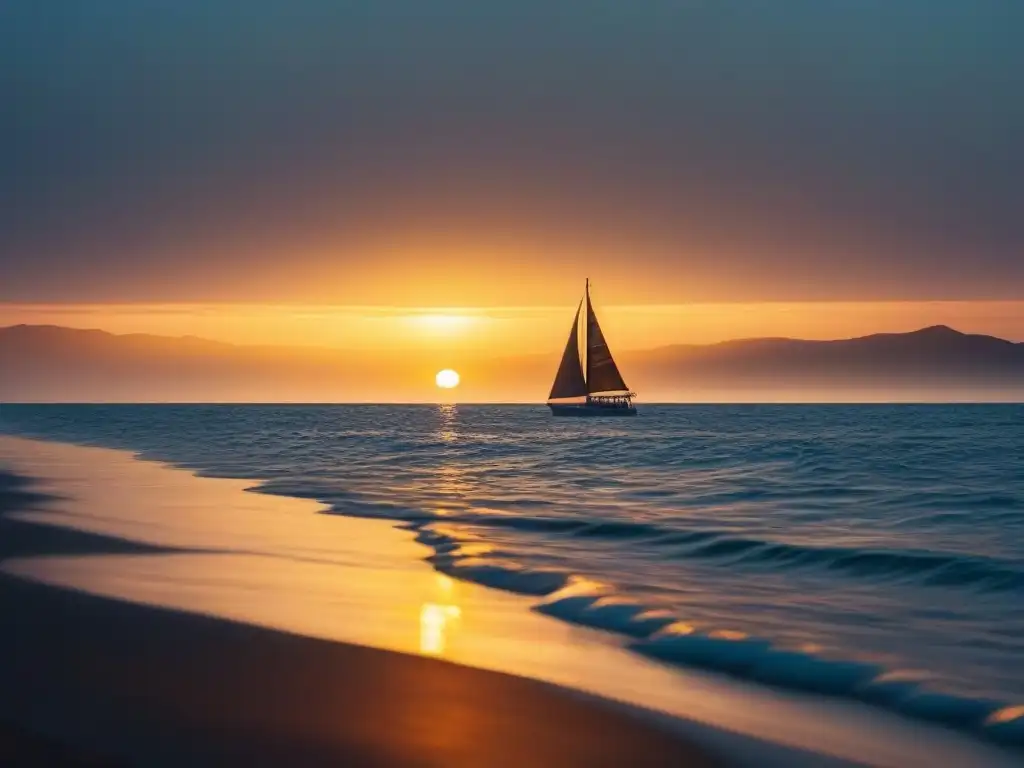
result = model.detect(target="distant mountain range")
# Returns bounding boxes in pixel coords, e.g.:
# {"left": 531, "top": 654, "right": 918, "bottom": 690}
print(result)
{"left": 1, "top": 324, "right": 1022, "bottom": 402}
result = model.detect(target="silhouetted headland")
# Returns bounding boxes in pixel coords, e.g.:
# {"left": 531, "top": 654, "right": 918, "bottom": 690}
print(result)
{"left": 1, "top": 323, "right": 1021, "bottom": 401}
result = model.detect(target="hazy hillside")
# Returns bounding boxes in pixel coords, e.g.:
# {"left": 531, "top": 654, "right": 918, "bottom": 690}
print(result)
{"left": 1, "top": 324, "right": 1022, "bottom": 402}
{"left": 619, "top": 325, "right": 1024, "bottom": 400}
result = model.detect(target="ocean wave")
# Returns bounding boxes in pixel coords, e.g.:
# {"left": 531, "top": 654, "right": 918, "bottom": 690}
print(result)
{"left": 678, "top": 536, "right": 1024, "bottom": 591}
{"left": 532, "top": 583, "right": 1024, "bottom": 746}
{"left": 387, "top": 517, "right": 1024, "bottom": 746}
{"left": 634, "top": 621, "right": 1024, "bottom": 742}
{"left": 414, "top": 526, "right": 573, "bottom": 596}
{"left": 367, "top": 507, "right": 1024, "bottom": 592}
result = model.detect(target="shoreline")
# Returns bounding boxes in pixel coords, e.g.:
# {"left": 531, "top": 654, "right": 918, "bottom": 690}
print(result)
{"left": 1, "top": 435, "right": 1019, "bottom": 767}
{"left": 0, "top": 464, "right": 721, "bottom": 767}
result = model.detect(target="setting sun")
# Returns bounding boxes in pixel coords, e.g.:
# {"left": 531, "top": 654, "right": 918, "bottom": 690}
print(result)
{"left": 435, "top": 369, "right": 460, "bottom": 389}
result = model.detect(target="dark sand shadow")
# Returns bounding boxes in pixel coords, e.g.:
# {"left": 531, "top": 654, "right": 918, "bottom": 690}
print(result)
{"left": 1, "top": 469, "right": 137, "bottom": 764}
{"left": 0, "top": 469, "right": 188, "bottom": 561}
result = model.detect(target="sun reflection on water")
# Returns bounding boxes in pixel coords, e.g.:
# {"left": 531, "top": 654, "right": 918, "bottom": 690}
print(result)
{"left": 437, "top": 403, "right": 458, "bottom": 440}
{"left": 418, "top": 573, "right": 462, "bottom": 656}
{"left": 419, "top": 603, "right": 462, "bottom": 656}
{"left": 418, "top": 410, "right": 467, "bottom": 656}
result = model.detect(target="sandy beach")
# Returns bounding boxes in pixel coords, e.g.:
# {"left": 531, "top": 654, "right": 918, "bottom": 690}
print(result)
{"left": 0, "top": 576, "right": 719, "bottom": 767}
{"left": 0, "top": 464, "right": 719, "bottom": 767}
{"left": 1, "top": 435, "right": 1019, "bottom": 767}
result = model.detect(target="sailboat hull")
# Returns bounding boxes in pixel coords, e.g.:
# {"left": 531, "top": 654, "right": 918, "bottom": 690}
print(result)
{"left": 549, "top": 403, "right": 637, "bottom": 417}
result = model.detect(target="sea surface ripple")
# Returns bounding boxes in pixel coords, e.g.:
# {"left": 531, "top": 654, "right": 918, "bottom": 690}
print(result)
{"left": 2, "top": 404, "right": 1022, "bottom": 745}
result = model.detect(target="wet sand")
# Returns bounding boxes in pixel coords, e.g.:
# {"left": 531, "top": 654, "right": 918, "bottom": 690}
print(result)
{"left": 0, "top": 469, "right": 719, "bottom": 767}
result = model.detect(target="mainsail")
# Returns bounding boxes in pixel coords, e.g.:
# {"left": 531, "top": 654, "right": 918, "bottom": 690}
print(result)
{"left": 585, "top": 283, "right": 629, "bottom": 394}
{"left": 547, "top": 301, "right": 587, "bottom": 400}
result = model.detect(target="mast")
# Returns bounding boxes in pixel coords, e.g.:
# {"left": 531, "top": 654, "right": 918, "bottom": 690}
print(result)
{"left": 584, "top": 278, "right": 589, "bottom": 386}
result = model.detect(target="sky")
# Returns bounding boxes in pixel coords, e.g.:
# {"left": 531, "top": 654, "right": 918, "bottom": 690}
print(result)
{"left": 2, "top": 2, "right": 1023, "bottom": 345}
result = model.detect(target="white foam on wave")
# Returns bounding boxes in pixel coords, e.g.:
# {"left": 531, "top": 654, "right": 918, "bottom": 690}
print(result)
{"left": 403, "top": 521, "right": 1024, "bottom": 748}
{"left": 413, "top": 524, "right": 574, "bottom": 596}
{"left": 632, "top": 623, "right": 1024, "bottom": 744}
{"left": 439, "top": 557, "right": 570, "bottom": 596}
{"left": 986, "top": 706, "right": 1024, "bottom": 746}
{"left": 535, "top": 585, "right": 678, "bottom": 637}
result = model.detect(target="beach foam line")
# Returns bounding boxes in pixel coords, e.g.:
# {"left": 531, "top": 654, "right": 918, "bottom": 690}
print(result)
{"left": 394, "top": 518, "right": 1024, "bottom": 748}
{"left": 534, "top": 583, "right": 1024, "bottom": 747}
{"left": 315, "top": 503, "right": 1024, "bottom": 593}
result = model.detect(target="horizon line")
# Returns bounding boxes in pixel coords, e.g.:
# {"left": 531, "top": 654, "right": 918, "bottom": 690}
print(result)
{"left": 3, "top": 401, "right": 1023, "bottom": 407}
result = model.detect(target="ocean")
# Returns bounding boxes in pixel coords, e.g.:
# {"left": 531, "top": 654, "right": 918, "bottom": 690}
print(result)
{"left": 1, "top": 403, "right": 1021, "bottom": 745}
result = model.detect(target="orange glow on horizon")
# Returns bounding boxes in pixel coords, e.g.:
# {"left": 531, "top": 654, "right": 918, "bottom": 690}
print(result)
{"left": 3, "top": 300, "right": 1024, "bottom": 403}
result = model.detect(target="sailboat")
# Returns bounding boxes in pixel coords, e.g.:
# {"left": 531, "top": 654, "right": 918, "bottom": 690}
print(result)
{"left": 548, "top": 279, "right": 637, "bottom": 416}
